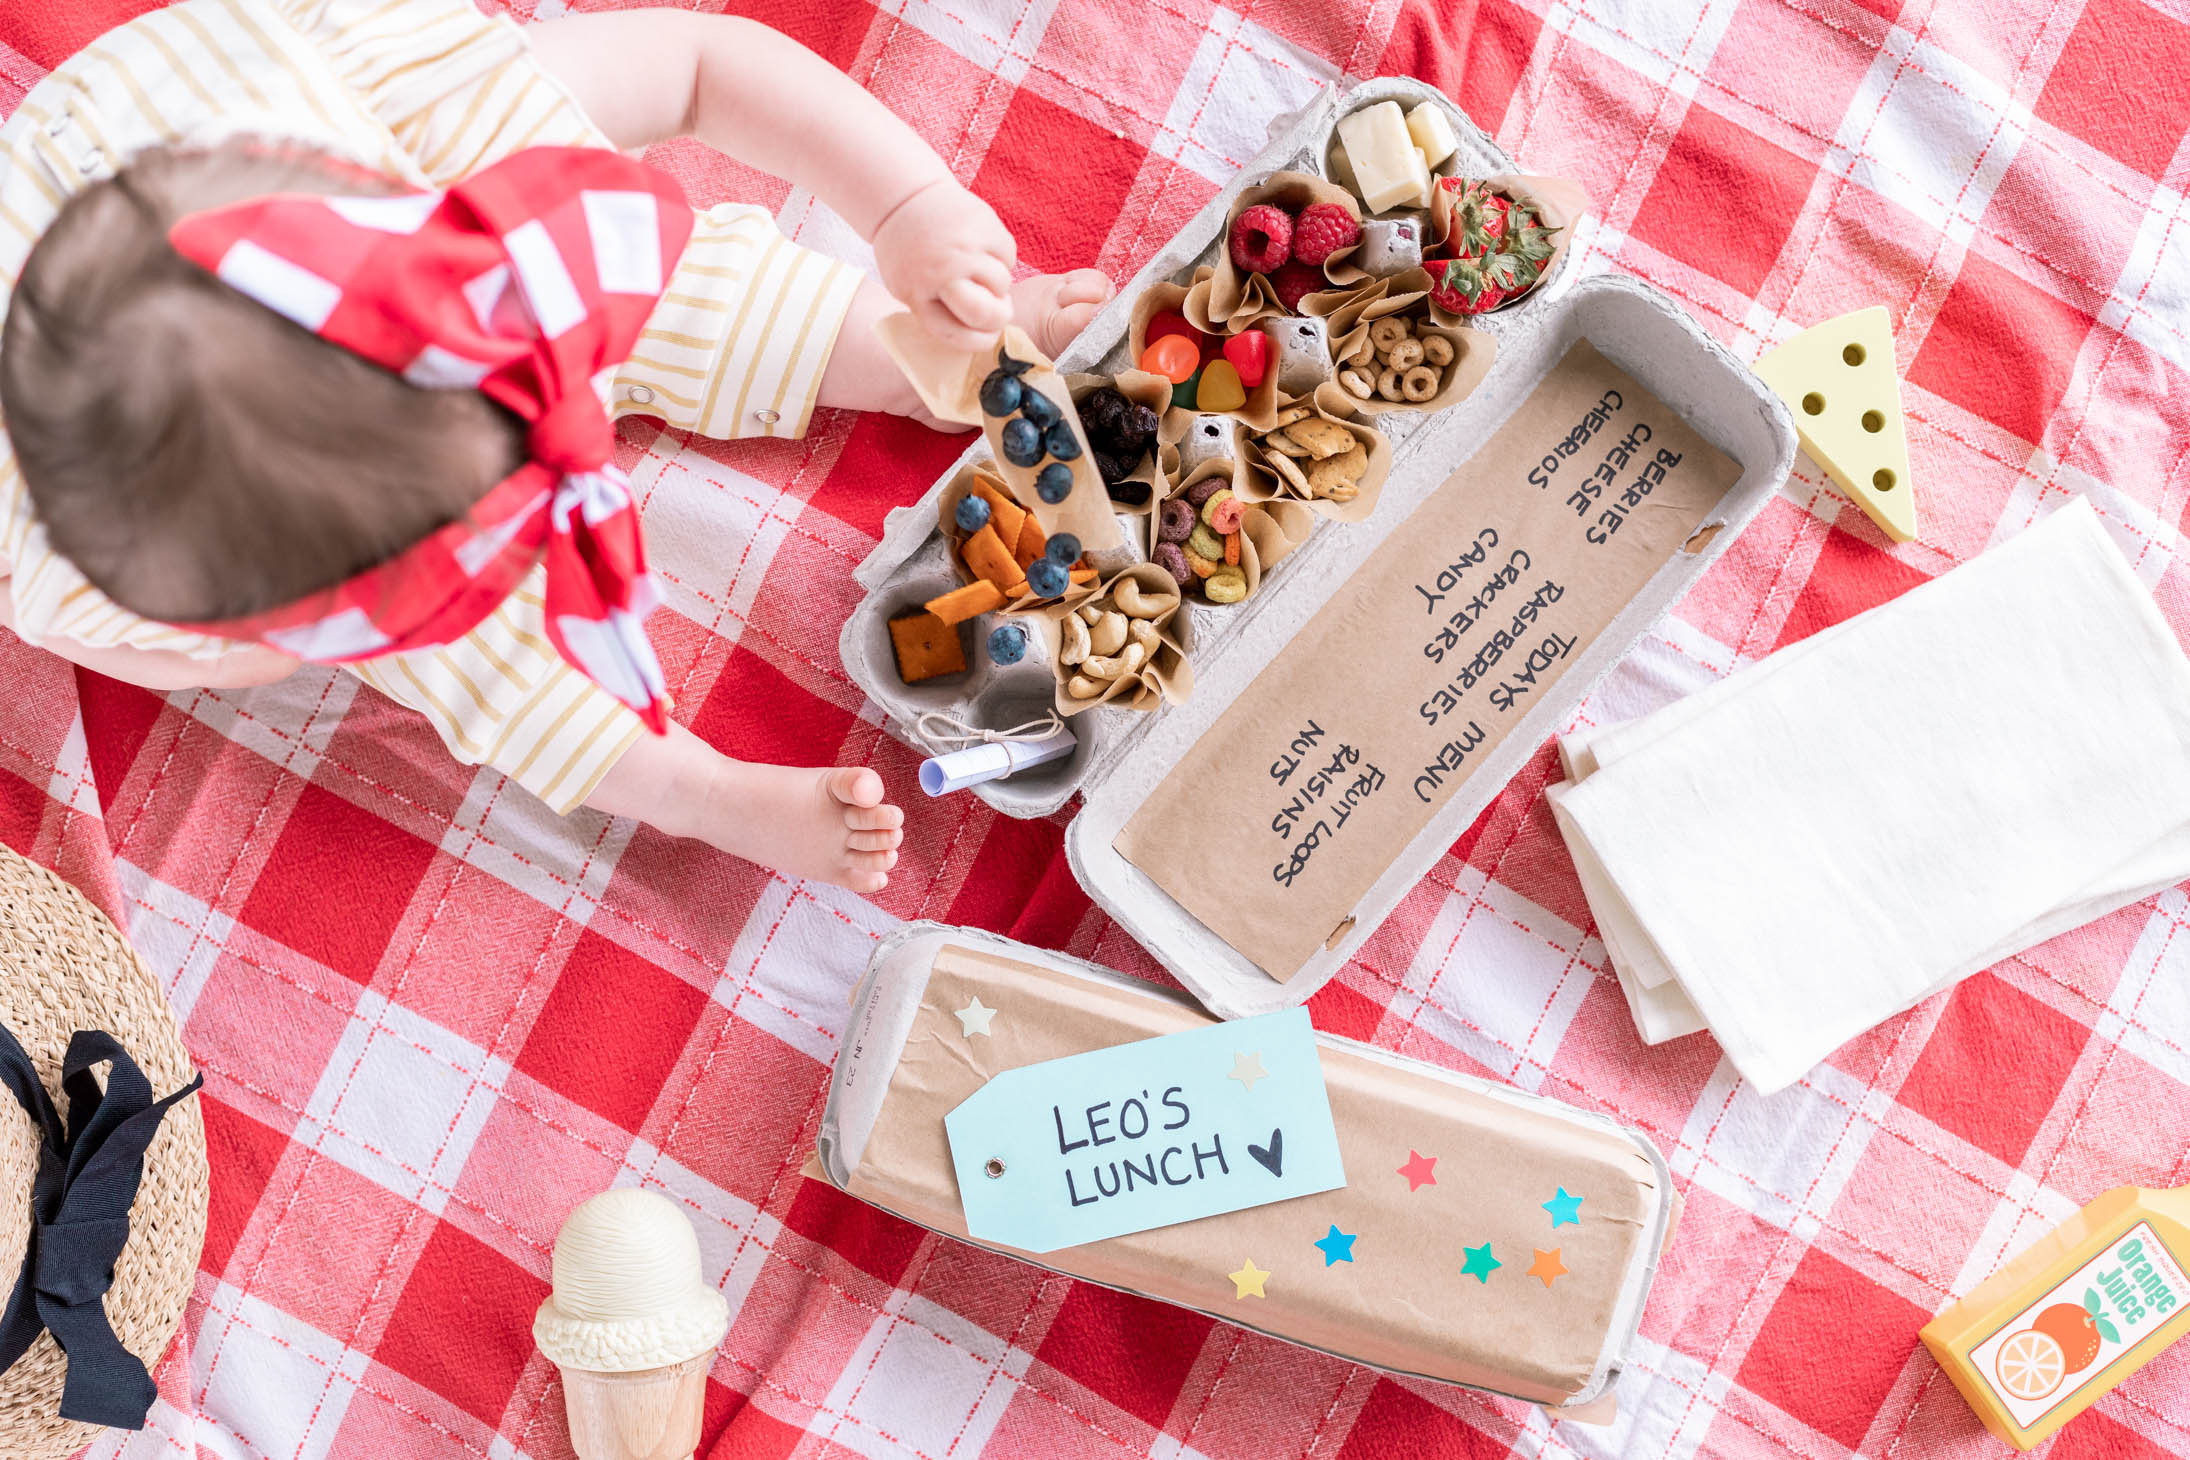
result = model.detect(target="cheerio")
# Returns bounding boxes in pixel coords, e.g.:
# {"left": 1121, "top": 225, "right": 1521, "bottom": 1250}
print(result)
{"left": 1922, "top": 1184, "right": 2190, "bottom": 1449}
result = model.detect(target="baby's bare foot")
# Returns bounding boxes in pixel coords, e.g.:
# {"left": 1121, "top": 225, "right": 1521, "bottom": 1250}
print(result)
{"left": 708, "top": 762, "right": 905, "bottom": 894}
{"left": 1014, "top": 268, "right": 1115, "bottom": 359}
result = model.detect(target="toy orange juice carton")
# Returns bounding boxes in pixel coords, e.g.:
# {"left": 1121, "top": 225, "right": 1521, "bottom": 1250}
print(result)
{"left": 1921, "top": 1184, "right": 2190, "bottom": 1449}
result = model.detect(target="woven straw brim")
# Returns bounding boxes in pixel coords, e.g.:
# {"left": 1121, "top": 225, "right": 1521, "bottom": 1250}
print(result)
{"left": 0, "top": 847, "right": 206, "bottom": 1458}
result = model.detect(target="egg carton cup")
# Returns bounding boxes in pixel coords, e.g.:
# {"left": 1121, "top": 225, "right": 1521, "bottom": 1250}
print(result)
{"left": 847, "top": 79, "right": 1573, "bottom": 817}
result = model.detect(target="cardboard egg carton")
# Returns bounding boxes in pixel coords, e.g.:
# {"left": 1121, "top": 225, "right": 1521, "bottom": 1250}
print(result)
{"left": 842, "top": 80, "right": 1797, "bottom": 1015}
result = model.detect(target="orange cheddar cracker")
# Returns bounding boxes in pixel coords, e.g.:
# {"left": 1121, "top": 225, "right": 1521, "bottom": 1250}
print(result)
{"left": 960, "top": 525, "right": 1025, "bottom": 596}
{"left": 925, "top": 580, "right": 1007, "bottom": 625}
{"left": 1015, "top": 513, "right": 1049, "bottom": 570}
{"left": 970, "top": 478, "right": 1025, "bottom": 553}
{"left": 888, "top": 612, "right": 965, "bottom": 683}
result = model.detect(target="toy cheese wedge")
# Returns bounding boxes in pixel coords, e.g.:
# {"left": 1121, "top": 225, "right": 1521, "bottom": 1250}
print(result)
{"left": 1753, "top": 306, "right": 1917, "bottom": 542}
{"left": 811, "top": 923, "right": 1676, "bottom": 1417}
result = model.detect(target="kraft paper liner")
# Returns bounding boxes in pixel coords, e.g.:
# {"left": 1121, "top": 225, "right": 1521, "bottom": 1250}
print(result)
{"left": 1064, "top": 370, "right": 1173, "bottom": 515}
{"left": 1040, "top": 564, "right": 1193, "bottom": 716}
{"left": 1197, "top": 172, "right": 1367, "bottom": 335}
{"left": 830, "top": 942, "right": 1664, "bottom": 1409}
{"left": 1115, "top": 340, "right": 1743, "bottom": 983}
{"left": 935, "top": 465, "right": 1102, "bottom": 615}
{"left": 876, "top": 316, "right": 1124, "bottom": 552}
{"left": 1230, "top": 382, "right": 1393, "bottom": 525}
{"left": 1309, "top": 279, "right": 1496, "bottom": 418}
{"left": 1422, "top": 174, "right": 1590, "bottom": 328}
{"left": 1159, "top": 459, "right": 1313, "bottom": 607}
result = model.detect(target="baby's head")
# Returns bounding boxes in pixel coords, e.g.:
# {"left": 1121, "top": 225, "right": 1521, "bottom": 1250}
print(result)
{"left": 1, "top": 142, "right": 524, "bottom": 623}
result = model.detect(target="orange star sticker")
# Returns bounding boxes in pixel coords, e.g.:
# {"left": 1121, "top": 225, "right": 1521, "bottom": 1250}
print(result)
{"left": 1397, "top": 1150, "right": 1437, "bottom": 1191}
{"left": 1528, "top": 1247, "right": 1567, "bottom": 1288}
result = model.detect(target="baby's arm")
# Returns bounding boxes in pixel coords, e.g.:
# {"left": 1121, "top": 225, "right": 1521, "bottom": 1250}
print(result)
{"left": 0, "top": 576, "right": 298, "bottom": 692}
{"left": 528, "top": 10, "right": 1012, "bottom": 350}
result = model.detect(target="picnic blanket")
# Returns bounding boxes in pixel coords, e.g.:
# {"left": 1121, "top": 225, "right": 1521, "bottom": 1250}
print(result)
{"left": 4, "top": 0, "right": 2190, "bottom": 1456}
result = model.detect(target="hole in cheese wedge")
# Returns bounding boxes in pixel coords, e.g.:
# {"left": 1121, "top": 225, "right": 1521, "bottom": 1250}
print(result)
{"left": 1754, "top": 305, "right": 1917, "bottom": 543}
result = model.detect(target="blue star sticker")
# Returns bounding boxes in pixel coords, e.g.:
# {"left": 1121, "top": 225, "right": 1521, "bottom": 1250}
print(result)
{"left": 1313, "top": 1224, "right": 1357, "bottom": 1266}
{"left": 1543, "top": 1187, "right": 1583, "bottom": 1228}
{"left": 1460, "top": 1241, "right": 1500, "bottom": 1283}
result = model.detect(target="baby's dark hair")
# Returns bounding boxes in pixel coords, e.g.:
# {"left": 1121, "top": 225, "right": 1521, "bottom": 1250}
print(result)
{"left": 0, "top": 141, "right": 524, "bottom": 623}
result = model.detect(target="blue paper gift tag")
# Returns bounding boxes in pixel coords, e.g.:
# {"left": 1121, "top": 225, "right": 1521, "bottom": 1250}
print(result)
{"left": 944, "top": 1007, "right": 1346, "bottom": 1252}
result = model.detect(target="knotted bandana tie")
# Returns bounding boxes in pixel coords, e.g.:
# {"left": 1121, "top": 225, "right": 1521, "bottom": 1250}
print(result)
{"left": 0, "top": 1026, "right": 201, "bottom": 1428}
{"left": 166, "top": 146, "right": 695, "bottom": 732}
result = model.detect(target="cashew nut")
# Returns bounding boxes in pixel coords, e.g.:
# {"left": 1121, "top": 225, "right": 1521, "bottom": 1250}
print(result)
{"left": 1077, "top": 604, "right": 1102, "bottom": 625}
{"left": 1112, "top": 578, "right": 1174, "bottom": 619}
{"left": 1060, "top": 612, "right": 1091, "bottom": 665}
{"left": 1089, "top": 610, "right": 1127, "bottom": 656}
{"left": 1081, "top": 642, "right": 1149, "bottom": 680}
{"left": 1129, "top": 618, "right": 1160, "bottom": 653}
{"left": 1067, "top": 673, "right": 1106, "bottom": 699}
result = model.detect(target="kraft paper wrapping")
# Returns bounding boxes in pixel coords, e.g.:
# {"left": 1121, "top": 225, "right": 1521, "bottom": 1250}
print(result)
{"left": 1117, "top": 340, "right": 1743, "bottom": 981}
{"left": 876, "top": 318, "right": 1124, "bottom": 552}
{"left": 837, "top": 944, "right": 1662, "bottom": 1404}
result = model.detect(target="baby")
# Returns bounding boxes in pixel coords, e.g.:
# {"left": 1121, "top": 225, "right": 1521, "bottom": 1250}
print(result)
{"left": 0, "top": 1, "right": 1112, "bottom": 896}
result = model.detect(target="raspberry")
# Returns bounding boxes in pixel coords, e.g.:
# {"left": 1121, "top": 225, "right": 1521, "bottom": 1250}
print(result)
{"left": 1291, "top": 203, "right": 1361, "bottom": 267}
{"left": 1228, "top": 204, "right": 1293, "bottom": 274}
{"left": 1269, "top": 260, "right": 1325, "bottom": 313}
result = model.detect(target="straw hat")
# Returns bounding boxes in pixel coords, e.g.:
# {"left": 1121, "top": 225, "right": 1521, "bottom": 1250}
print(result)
{"left": 0, "top": 846, "right": 207, "bottom": 1458}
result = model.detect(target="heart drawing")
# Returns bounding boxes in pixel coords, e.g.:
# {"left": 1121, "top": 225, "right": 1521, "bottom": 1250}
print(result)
{"left": 1247, "top": 1128, "right": 1283, "bottom": 1177}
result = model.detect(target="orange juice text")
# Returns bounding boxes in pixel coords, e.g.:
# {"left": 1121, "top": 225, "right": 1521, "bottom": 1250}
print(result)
{"left": 1921, "top": 1184, "right": 2190, "bottom": 1450}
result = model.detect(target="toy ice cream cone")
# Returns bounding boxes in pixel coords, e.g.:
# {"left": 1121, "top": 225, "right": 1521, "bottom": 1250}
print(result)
{"left": 534, "top": 1189, "right": 730, "bottom": 1460}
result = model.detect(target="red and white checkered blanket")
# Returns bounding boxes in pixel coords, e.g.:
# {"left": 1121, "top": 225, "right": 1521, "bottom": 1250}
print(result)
{"left": 5, "top": 1, "right": 2190, "bottom": 1456}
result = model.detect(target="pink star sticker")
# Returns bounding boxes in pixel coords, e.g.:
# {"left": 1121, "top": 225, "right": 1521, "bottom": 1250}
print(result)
{"left": 1397, "top": 1150, "right": 1438, "bottom": 1192}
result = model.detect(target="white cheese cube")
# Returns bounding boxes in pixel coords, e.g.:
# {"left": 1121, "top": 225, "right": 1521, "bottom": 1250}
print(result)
{"left": 1405, "top": 102, "right": 1459, "bottom": 170}
{"left": 1336, "top": 101, "right": 1433, "bottom": 214}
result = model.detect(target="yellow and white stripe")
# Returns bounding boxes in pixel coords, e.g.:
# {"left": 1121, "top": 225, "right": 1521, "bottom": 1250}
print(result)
{"left": 0, "top": 0, "right": 862, "bottom": 811}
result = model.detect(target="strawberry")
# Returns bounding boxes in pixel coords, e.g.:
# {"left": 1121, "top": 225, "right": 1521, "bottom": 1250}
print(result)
{"left": 1430, "top": 179, "right": 1557, "bottom": 314}
{"left": 1291, "top": 202, "right": 1362, "bottom": 266}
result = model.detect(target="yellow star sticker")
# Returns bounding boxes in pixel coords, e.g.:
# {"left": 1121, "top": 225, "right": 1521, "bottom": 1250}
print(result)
{"left": 1528, "top": 1247, "right": 1567, "bottom": 1288}
{"left": 1228, "top": 1258, "right": 1270, "bottom": 1299}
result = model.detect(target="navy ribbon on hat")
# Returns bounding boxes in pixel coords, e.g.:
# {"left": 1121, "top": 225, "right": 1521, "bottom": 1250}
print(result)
{"left": 0, "top": 1024, "right": 201, "bottom": 1429}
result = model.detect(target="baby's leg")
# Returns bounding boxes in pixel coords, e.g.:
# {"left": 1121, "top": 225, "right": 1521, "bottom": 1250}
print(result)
{"left": 586, "top": 722, "right": 904, "bottom": 894}
{"left": 822, "top": 270, "right": 1115, "bottom": 420}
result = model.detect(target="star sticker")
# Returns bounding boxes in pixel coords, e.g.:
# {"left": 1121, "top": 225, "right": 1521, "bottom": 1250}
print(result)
{"left": 1228, "top": 1051, "right": 1268, "bottom": 1093}
{"left": 1228, "top": 1258, "right": 1270, "bottom": 1299}
{"left": 1460, "top": 1241, "right": 1500, "bottom": 1283}
{"left": 1528, "top": 1248, "right": 1567, "bottom": 1288}
{"left": 954, "top": 997, "right": 996, "bottom": 1037}
{"left": 1313, "top": 1224, "right": 1357, "bottom": 1266}
{"left": 1543, "top": 1187, "right": 1583, "bottom": 1228}
{"left": 1397, "top": 1150, "right": 1438, "bottom": 1192}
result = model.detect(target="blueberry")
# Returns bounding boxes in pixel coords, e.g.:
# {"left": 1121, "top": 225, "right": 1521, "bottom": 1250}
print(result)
{"left": 1044, "top": 422, "right": 1082, "bottom": 461}
{"left": 996, "top": 349, "right": 1034, "bottom": 376}
{"left": 954, "top": 495, "right": 992, "bottom": 533}
{"left": 978, "top": 370, "right": 1022, "bottom": 418}
{"left": 987, "top": 623, "right": 1029, "bottom": 665}
{"left": 1045, "top": 533, "right": 1081, "bottom": 566}
{"left": 1001, "top": 418, "right": 1044, "bottom": 468}
{"left": 1026, "top": 557, "right": 1070, "bottom": 598}
{"left": 1035, "top": 462, "right": 1074, "bottom": 503}
{"left": 1018, "top": 389, "right": 1062, "bottom": 430}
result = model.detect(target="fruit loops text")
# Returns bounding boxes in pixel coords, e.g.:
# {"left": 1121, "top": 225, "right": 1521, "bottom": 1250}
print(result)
{"left": 1270, "top": 740, "right": 1390, "bottom": 888}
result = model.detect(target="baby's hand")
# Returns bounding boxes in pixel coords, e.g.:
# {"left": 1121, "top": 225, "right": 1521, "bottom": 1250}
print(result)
{"left": 872, "top": 179, "right": 1016, "bottom": 352}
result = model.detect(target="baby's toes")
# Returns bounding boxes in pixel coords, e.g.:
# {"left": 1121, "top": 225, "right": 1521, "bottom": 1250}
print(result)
{"left": 848, "top": 829, "right": 900, "bottom": 853}
{"left": 845, "top": 801, "right": 904, "bottom": 833}
{"left": 823, "top": 765, "right": 886, "bottom": 810}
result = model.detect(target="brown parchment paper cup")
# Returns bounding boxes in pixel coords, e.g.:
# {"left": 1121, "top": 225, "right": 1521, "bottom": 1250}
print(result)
{"left": 1157, "top": 460, "right": 1314, "bottom": 606}
{"left": 1067, "top": 370, "right": 1173, "bottom": 515}
{"left": 1231, "top": 382, "right": 1391, "bottom": 525}
{"left": 936, "top": 466, "right": 1101, "bottom": 615}
{"left": 1308, "top": 284, "right": 1497, "bottom": 418}
{"left": 876, "top": 317, "right": 1123, "bottom": 551}
{"left": 1041, "top": 565, "right": 1193, "bottom": 716}
{"left": 1199, "top": 172, "right": 1366, "bottom": 334}
{"left": 1422, "top": 174, "right": 1590, "bottom": 328}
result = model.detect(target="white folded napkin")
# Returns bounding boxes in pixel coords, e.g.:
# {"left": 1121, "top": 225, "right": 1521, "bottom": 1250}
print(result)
{"left": 1548, "top": 500, "right": 2190, "bottom": 1092}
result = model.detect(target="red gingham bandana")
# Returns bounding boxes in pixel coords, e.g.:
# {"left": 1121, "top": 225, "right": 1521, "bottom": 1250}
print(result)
{"left": 165, "top": 147, "right": 694, "bottom": 734}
